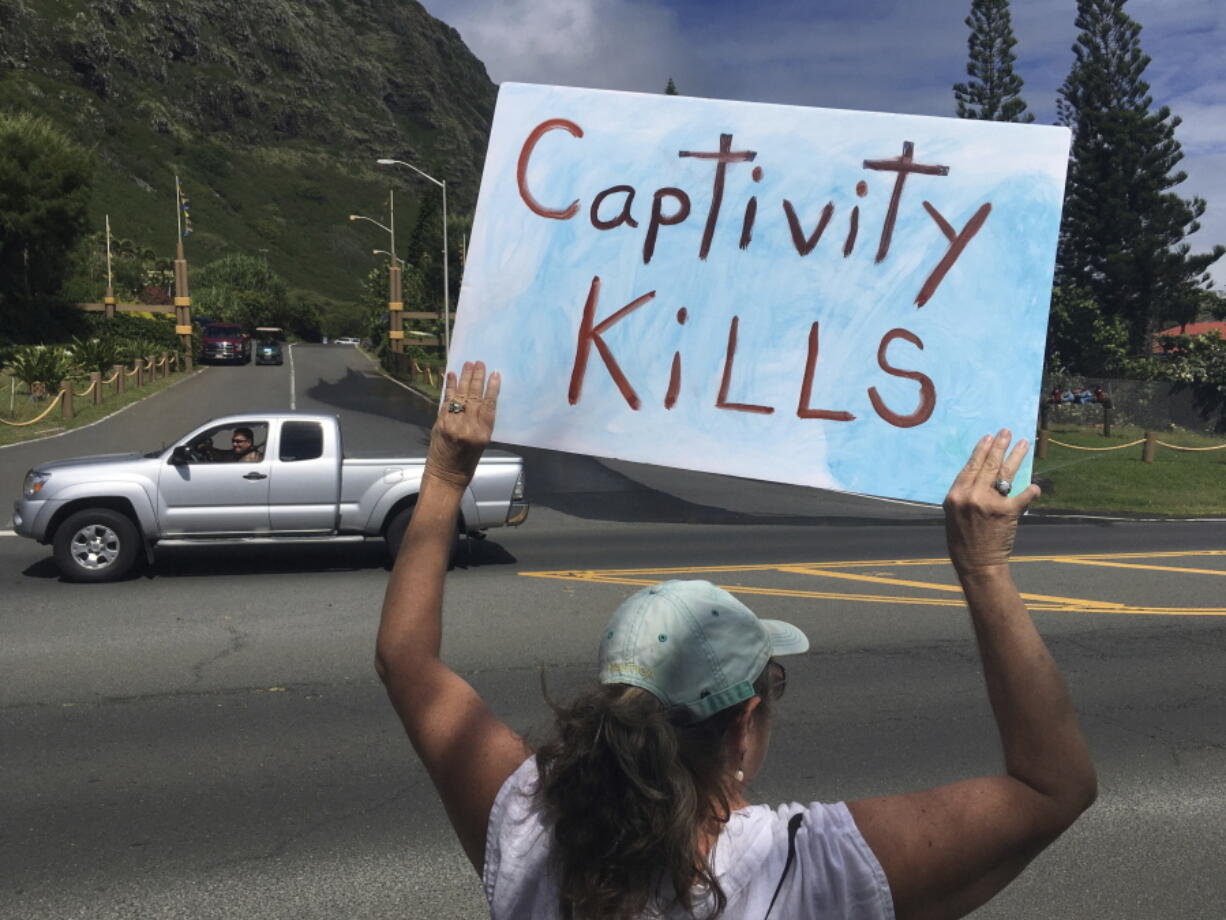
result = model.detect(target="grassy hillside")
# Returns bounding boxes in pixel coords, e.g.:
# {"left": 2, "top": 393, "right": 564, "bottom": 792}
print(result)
{"left": 0, "top": 0, "right": 496, "bottom": 303}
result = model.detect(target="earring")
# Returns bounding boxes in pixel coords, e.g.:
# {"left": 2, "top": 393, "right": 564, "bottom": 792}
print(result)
{"left": 734, "top": 769, "right": 745, "bottom": 783}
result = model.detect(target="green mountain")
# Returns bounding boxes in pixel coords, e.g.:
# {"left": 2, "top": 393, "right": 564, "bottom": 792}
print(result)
{"left": 0, "top": 0, "right": 497, "bottom": 303}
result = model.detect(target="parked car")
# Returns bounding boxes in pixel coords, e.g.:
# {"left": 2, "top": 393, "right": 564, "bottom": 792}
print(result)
{"left": 200, "top": 324, "right": 250, "bottom": 364}
{"left": 334, "top": 336, "right": 361, "bottom": 346}
{"left": 11, "top": 413, "right": 529, "bottom": 582}
{"left": 255, "top": 339, "right": 283, "bottom": 365}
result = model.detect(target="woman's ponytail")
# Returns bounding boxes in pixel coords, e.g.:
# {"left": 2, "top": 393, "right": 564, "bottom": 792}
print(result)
{"left": 535, "top": 674, "right": 772, "bottom": 919}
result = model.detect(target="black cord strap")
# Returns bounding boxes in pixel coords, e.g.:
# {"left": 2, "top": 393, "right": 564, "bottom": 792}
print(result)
{"left": 764, "top": 812, "right": 804, "bottom": 918}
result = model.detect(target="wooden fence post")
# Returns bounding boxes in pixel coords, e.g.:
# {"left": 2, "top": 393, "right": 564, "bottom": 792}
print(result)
{"left": 135, "top": 358, "right": 144, "bottom": 387}
{"left": 60, "top": 380, "right": 74, "bottom": 420}
{"left": 1036, "top": 429, "right": 1049, "bottom": 460}
{"left": 90, "top": 371, "right": 102, "bottom": 405}
{"left": 1142, "top": 431, "right": 1156, "bottom": 463}
{"left": 113, "top": 365, "right": 125, "bottom": 395}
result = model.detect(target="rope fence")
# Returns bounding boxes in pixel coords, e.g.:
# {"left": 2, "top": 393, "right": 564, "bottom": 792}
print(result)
{"left": 0, "top": 390, "right": 64, "bottom": 426}
{"left": 1039, "top": 429, "right": 1226, "bottom": 463}
{"left": 1153, "top": 440, "right": 1226, "bottom": 452}
{"left": 0, "top": 351, "right": 185, "bottom": 431}
{"left": 1046, "top": 438, "right": 1146, "bottom": 451}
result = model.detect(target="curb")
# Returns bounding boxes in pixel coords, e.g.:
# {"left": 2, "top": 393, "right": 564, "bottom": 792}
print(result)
{"left": 359, "top": 348, "right": 437, "bottom": 409}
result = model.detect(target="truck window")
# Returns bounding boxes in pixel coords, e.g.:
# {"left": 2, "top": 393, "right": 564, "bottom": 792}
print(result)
{"left": 185, "top": 422, "right": 268, "bottom": 463}
{"left": 279, "top": 422, "right": 324, "bottom": 462}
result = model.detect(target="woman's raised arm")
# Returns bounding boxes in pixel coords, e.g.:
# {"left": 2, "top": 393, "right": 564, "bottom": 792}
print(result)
{"left": 375, "top": 361, "right": 530, "bottom": 875}
{"left": 846, "top": 430, "right": 1097, "bottom": 920}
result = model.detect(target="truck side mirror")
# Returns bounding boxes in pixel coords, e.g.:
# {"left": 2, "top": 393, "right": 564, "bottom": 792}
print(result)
{"left": 171, "top": 445, "right": 192, "bottom": 465}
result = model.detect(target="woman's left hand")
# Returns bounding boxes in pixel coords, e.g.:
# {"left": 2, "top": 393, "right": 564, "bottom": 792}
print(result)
{"left": 424, "top": 361, "right": 501, "bottom": 489}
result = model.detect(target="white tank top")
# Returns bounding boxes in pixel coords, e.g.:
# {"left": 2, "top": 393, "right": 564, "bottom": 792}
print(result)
{"left": 484, "top": 756, "right": 895, "bottom": 919}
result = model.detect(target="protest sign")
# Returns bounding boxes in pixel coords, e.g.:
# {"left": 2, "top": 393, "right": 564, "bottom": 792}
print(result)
{"left": 450, "top": 83, "right": 1070, "bottom": 504}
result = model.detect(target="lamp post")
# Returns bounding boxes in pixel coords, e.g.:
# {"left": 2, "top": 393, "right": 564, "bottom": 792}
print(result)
{"left": 376, "top": 158, "right": 449, "bottom": 355}
{"left": 104, "top": 214, "right": 116, "bottom": 319}
{"left": 371, "top": 249, "right": 405, "bottom": 266}
{"left": 348, "top": 195, "right": 404, "bottom": 352}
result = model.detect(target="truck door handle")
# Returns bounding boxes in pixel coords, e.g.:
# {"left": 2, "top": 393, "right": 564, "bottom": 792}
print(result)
{"left": 243, "top": 472, "right": 267, "bottom": 480}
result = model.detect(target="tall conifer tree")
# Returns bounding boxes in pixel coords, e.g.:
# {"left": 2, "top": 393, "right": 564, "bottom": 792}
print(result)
{"left": 953, "top": 0, "right": 1033, "bottom": 122}
{"left": 1056, "top": 0, "right": 1223, "bottom": 355}
{"left": 664, "top": 77, "right": 679, "bottom": 96}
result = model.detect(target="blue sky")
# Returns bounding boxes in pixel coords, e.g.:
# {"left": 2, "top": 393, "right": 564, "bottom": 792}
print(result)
{"left": 420, "top": 0, "right": 1224, "bottom": 286}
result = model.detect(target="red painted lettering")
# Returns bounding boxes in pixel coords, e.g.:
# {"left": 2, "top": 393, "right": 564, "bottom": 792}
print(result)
{"left": 867, "top": 328, "right": 936, "bottom": 428}
{"left": 797, "top": 322, "right": 855, "bottom": 421}
{"left": 568, "top": 276, "right": 655, "bottom": 410}
{"left": 643, "top": 188, "right": 691, "bottom": 264}
{"left": 716, "top": 316, "right": 774, "bottom": 415}
{"left": 590, "top": 185, "right": 639, "bottom": 230}
{"left": 915, "top": 202, "right": 992, "bottom": 307}
{"left": 679, "top": 134, "right": 757, "bottom": 260}
{"left": 517, "top": 118, "right": 584, "bottom": 220}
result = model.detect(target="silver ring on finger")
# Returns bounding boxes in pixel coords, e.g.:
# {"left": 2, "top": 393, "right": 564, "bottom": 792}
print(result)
{"left": 993, "top": 477, "right": 1012, "bottom": 496}
{"left": 447, "top": 400, "right": 465, "bottom": 414}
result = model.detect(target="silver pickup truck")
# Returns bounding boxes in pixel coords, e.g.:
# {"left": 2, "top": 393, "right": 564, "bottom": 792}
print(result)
{"left": 11, "top": 412, "right": 528, "bottom": 582}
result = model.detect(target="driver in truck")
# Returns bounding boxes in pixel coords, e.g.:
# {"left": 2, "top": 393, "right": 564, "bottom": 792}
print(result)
{"left": 230, "top": 427, "right": 263, "bottom": 463}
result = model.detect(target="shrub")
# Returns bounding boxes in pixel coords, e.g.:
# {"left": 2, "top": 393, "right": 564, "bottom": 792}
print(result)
{"left": 6, "top": 345, "right": 75, "bottom": 397}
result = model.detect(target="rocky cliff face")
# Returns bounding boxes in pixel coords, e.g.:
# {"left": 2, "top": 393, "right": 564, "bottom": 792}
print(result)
{"left": 0, "top": 0, "right": 498, "bottom": 299}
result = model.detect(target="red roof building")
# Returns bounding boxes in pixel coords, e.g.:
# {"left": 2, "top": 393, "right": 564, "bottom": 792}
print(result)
{"left": 1152, "top": 321, "right": 1226, "bottom": 352}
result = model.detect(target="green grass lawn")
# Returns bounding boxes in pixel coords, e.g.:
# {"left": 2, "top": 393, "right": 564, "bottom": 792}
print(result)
{"left": 0, "top": 367, "right": 200, "bottom": 448}
{"left": 1033, "top": 424, "right": 1226, "bottom": 516}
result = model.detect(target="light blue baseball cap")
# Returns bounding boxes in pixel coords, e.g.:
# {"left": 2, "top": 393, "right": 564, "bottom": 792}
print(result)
{"left": 598, "top": 580, "right": 810, "bottom": 722}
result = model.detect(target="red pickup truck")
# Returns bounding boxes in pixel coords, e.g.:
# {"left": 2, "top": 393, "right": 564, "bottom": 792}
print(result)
{"left": 200, "top": 324, "right": 250, "bottom": 364}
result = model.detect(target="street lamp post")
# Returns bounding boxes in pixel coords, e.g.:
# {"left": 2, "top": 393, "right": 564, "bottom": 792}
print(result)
{"left": 376, "top": 158, "right": 449, "bottom": 355}
{"left": 348, "top": 195, "right": 404, "bottom": 353}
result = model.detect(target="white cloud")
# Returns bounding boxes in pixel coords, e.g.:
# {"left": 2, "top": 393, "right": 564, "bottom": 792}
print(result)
{"left": 435, "top": 0, "right": 682, "bottom": 92}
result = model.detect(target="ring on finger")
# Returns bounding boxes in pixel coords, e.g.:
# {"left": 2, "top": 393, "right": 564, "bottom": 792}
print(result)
{"left": 446, "top": 399, "right": 465, "bottom": 414}
{"left": 993, "top": 477, "right": 1012, "bottom": 496}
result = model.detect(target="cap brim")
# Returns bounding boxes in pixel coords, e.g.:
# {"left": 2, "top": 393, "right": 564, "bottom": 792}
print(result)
{"left": 762, "top": 619, "right": 809, "bottom": 656}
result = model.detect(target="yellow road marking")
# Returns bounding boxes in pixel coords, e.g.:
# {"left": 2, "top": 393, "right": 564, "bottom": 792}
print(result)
{"left": 773, "top": 564, "right": 1127, "bottom": 609}
{"left": 1054, "top": 558, "right": 1226, "bottom": 576}
{"left": 519, "top": 551, "right": 1226, "bottom": 616}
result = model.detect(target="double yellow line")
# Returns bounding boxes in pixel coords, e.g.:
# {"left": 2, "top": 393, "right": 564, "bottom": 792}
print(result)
{"left": 520, "top": 551, "right": 1226, "bottom": 616}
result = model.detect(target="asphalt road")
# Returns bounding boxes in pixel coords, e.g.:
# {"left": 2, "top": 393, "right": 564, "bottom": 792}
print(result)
{"left": 3, "top": 345, "right": 1224, "bottom": 919}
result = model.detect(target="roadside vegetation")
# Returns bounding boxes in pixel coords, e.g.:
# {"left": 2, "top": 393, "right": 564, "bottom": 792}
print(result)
{"left": 1033, "top": 424, "right": 1226, "bottom": 516}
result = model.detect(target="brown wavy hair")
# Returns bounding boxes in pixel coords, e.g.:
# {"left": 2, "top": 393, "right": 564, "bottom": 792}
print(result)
{"left": 534, "top": 665, "right": 776, "bottom": 920}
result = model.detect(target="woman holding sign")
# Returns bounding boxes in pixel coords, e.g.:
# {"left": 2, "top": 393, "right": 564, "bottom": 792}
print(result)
{"left": 376, "top": 360, "right": 1096, "bottom": 919}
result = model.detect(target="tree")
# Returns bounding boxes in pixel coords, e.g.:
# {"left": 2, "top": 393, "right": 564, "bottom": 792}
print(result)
{"left": 1056, "top": 0, "right": 1223, "bottom": 358}
{"left": 953, "top": 0, "right": 1034, "bottom": 122}
{"left": 664, "top": 78, "right": 679, "bottom": 96}
{"left": 194, "top": 254, "right": 290, "bottom": 331}
{"left": 0, "top": 112, "right": 94, "bottom": 338}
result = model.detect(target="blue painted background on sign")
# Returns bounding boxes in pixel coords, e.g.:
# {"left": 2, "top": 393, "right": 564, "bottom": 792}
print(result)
{"left": 449, "top": 83, "right": 1069, "bottom": 504}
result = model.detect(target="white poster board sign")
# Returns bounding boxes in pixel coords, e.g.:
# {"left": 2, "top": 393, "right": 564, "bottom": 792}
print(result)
{"left": 450, "top": 83, "right": 1069, "bottom": 504}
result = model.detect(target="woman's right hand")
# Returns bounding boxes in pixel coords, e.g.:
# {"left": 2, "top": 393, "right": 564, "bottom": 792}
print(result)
{"left": 423, "top": 360, "right": 500, "bottom": 490}
{"left": 943, "top": 429, "right": 1040, "bottom": 578}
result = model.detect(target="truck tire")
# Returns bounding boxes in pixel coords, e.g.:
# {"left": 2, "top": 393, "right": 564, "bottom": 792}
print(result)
{"left": 53, "top": 509, "right": 141, "bottom": 583}
{"left": 384, "top": 505, "right": 463, "bottom": 564}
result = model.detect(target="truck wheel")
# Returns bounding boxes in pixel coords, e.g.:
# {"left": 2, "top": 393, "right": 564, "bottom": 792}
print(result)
{"left": 384, "top": 506, "right": 463, "bottom": 563}
{"left": 53, "top": 509, "right": 141, "bottom": 583}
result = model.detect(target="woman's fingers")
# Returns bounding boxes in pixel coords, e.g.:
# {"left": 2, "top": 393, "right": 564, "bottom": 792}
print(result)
{"left": 457, "top": 361, "right": 475, "bottom": 397}
{"left": 484, "top": 370, "right": 501, "bottom": 407}
{"left": 974, "top": 429, "right": 1012, "bottom": 491}
{"left": 950, "top": 434, "right": 993, "bottom": 495}
{"left": 465, "top": 361, "right": 486, "bottom": 400}
{"left": 999, "top": 437, "right": 1030, "bottom": 485}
